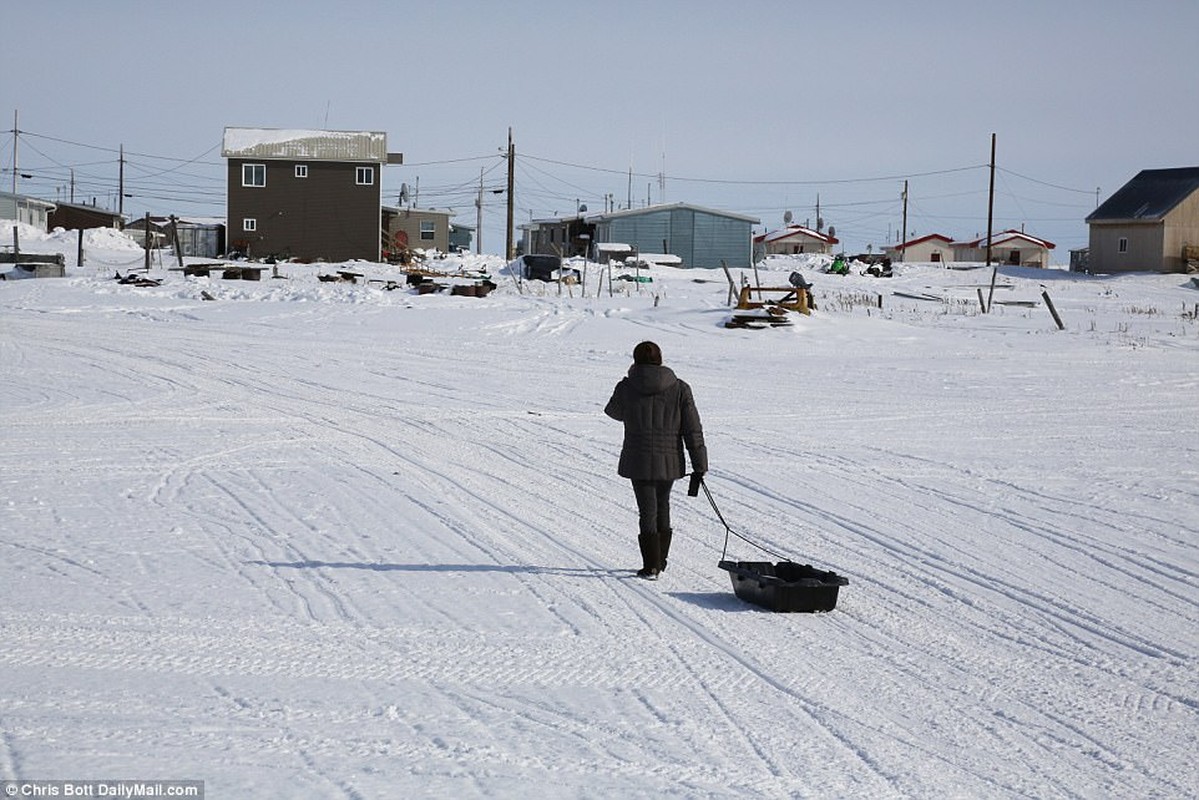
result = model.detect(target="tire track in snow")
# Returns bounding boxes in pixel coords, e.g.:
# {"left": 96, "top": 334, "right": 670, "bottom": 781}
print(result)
{"left": 0, "top": 611, "right": 718, "bottom": 688}
{"left": 221, "top": 378, "right": 885, "bottom": 788}
{"left": 372, "top": 423, "right": 902, "bottom": 789}
{"left": 0, "top": 731, "right": 19, "bottom": 780}
{"left": 699, "top": 446, "right": 1197, "bottom": 794}
{"left": 715, "top": 442, "right": 1194, "bottom": 662}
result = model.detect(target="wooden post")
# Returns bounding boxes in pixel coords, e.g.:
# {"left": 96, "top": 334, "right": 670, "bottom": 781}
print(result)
{"left": 170, "top": 215, "right": 184, "bottom": 268}
{"left": 77, "top": 228, "right": 84, "bottom": 267}
{"left": 720, "top": 260, "right": 736, "bottom": 306}
{"left": 1042, "top": 290, "right": 1064, "bottom": 330}
{"left": 12, "top": 225, "right": 18, "bottom": 259}
{"left": 143, "top": 212, "right": 151, "bottom": 272}
{"left": 977, "top": 287, "right": 987, "bottom": 312}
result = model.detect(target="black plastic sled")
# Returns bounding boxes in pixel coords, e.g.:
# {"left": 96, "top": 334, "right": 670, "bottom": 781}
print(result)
{"left": 718, "top": 560, "right": 849, "bottom": 613}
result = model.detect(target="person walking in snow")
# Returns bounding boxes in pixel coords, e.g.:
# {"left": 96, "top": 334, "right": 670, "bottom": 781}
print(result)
{"left": 605, "top": 341, "right": 707, "bottom": 580}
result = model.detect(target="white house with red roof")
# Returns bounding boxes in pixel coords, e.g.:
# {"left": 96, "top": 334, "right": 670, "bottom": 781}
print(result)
{"left": 952, "top": 230, "right": 1056, "bottom": 268}
{"left": 753, "top": 224, "right": 839, "bottom": 257}
{"left": 883, "top": 233, "right": 955, "bottom": 264}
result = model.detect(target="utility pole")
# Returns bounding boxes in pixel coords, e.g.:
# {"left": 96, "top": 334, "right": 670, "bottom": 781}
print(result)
{"left": 475, "top": 168, "right": 483, "bottom": 255}
{"left": 900, "top": 180, "right": 908, "bottom": 263}
{"left": 119, "top": 144, "right": 126, "bottom": 218}
{"left": 505, "top": 127, "right": 515, "bottom": 261}
{"left": 985, "top": 133, "right": 999, "bottom": 313}
{"left": 11, "top": 110, "right": 17, "bottom": 195}
{"left": 985, "top": 133, "right": 995, "bottom": 268}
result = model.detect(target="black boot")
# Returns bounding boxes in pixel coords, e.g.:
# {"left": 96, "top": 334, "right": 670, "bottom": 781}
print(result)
{"left": 658, "top": 529, "right": 673, "bottom": 573}
{"left": 637, "top": 534, "right": 660, "bottom": 580}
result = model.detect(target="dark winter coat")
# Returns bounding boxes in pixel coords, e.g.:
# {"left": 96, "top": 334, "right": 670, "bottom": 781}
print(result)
{"left": 605, "top": 364, "right": 708, "bottom": 481}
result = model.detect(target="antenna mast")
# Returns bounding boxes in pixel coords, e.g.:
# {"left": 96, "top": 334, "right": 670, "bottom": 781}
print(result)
{"left": 658, "top": 127, "right": 666, "bottom": 204}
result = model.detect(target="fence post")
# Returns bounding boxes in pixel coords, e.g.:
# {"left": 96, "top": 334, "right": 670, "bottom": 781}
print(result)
{"left": 1042, "top": 290, "right": 1064, "bottom": 330}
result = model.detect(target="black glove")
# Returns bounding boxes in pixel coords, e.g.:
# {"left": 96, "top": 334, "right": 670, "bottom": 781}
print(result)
{"left": 687, "top": 471, "right": 704, "bottom": 497}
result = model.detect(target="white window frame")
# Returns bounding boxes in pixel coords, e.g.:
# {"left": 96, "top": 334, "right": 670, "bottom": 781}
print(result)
{"left": 356, "top": 166, "right": 374, "bottom": 186}
{"left": 295, "top": 164, "right": 308, "bottom": 179}
{"left": 242, "top": 163, "right": 266, "bottom": 187}
{"left": 243, "top": 218, "right": 257, "bottom": 232}
{"left": 420, "top": 220, "right": 436, "bottom": 241}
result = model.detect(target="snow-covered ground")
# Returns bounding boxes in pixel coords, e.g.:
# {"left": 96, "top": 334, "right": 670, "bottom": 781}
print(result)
{"left": 2, "top": 224, "right": 1196, "bottom": 798}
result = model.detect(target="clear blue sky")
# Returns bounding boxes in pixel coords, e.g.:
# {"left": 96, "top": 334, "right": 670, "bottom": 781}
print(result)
{"left": 3, "top": 0, "right": 1195, "bottom": 257}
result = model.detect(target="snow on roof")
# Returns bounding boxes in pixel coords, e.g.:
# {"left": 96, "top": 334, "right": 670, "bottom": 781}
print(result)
{"left": 383, "top": 206, "right": 455, "bottom": 217}
{"left": 0, "top": 191, "right": 56, "bottom": 209}
{"left": 754, "top": 225, "right": 838, "bottom": 245}
{"left": 887, "top": 233, "right": 955, "bottom": 250}
{"left": 628, "top": 252, "right": 683, "bottom": 265}
{"left": 221, "top": 127, "right": 388, "bottom": 162}
{"left": 954, "top": 230, "right": 1056, "bottom": 250}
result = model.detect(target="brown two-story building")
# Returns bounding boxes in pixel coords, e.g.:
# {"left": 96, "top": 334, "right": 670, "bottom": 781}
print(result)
{"left": 222, "top": 127, "right": 401, "bottom": 262}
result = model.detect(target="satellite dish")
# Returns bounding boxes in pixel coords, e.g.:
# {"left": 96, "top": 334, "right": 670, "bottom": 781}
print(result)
{"left": 579, "top": 204, "right": 587, "bottom": 213}
{"left": 399, "top": 183, "right": 410, "bottom": 204}
{"left": 783, "top": 210, "right": 793, "bottom": 224}
{"left": 828, "top": 226, "right": 836, "bottom": 238}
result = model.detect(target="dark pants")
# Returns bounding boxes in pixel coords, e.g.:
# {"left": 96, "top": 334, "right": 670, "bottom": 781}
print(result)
{"left": 632, "top": 479, "right": 674, "bottom": 537}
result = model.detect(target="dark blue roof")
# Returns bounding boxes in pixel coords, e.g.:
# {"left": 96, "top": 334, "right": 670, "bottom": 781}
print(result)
{"left": 1087, "top": 167, "right": 1199, "bottom": 222}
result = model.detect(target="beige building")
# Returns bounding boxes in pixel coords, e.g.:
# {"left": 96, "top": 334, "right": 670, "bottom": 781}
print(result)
{"left": 884, "top": 233, "right": 954, "bottom": 263}
{"left": 753, "top": 224, "right": 838, "bottom": 258}
{"left": 952, "top": 230, "right": 1055, "bottom": 268}
{"left": 383, "top": 206, "right": 455, "bottom": 254}
{"left": 1085, "top": 167, "right": 1199, "bottom": 273}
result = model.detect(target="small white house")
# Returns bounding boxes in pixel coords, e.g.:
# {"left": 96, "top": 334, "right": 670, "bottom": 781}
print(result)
{"left": 754, "top": 224, "right": 838, "bottom": 258}
{"left": 952, "top": 230, "right": 1055, "bottom": 268}
{"left": 0, "top": 191, "right": 56, "bottom": 231}
{"left": 884, "top": 233, "right": 954, "bottom": 263}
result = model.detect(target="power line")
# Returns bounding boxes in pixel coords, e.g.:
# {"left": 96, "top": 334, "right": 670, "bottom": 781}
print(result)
{"left": 401, "top": 154, "right": 503, "bottom": 167}
{"left": 995, "top": 166, "right": 1094, "bottom": 195}
{"left": 520, "top": 151, "right": 989, "bottom": 186}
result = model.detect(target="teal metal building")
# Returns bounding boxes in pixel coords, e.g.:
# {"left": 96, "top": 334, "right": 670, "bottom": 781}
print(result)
{"left": 589, "top": 203, "right": 759, "bottom": 269}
